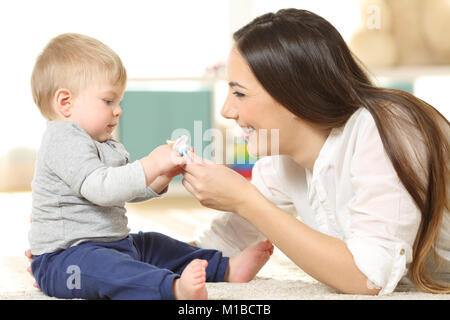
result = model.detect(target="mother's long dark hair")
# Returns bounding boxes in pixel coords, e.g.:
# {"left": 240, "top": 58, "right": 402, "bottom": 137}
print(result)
{"left": 234, "top": 8, "right": 449, "bottom": 293}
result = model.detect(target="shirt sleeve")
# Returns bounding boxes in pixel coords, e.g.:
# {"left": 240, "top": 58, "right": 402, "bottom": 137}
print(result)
{"left": 127, "top": 185, "right": 169, "bottom": 203}
{"left": 79, "top": 160, "right": 155, "bottom": 207}
{"left": 194, "top": 156, "right": 296, "bottom": 257}
{"left": 344, "top": 112, "right": 421, "bottom": 295}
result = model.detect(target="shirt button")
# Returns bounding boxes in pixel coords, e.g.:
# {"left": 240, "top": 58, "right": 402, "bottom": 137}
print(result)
{"left": 399, "top": 248, "right": 405, "bottom": 255}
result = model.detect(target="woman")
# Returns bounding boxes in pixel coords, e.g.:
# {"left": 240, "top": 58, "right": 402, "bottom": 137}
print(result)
{"left": 182, "top": 9, "right": 449, "bottom": 295}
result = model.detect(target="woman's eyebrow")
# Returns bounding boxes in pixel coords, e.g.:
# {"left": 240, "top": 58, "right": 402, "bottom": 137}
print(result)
{"left": 228, "top": 81, "right": 247, "bottom": 89}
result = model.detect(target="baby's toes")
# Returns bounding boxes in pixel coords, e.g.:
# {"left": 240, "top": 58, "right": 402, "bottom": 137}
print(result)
{"left": 194, "top": 269, "right": 206, "bottom": 278}
{"left": 187, "top": 259, "right": 208, "bottom": 273}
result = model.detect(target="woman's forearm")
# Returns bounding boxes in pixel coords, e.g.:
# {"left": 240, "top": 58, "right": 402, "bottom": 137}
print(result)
{"left": 238, "top": 191, "right": 380, "bottom": 295}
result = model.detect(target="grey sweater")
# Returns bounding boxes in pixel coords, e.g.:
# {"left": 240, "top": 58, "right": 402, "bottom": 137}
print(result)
{"left": 29, "top": 121, "right": 163, "bottom": 255}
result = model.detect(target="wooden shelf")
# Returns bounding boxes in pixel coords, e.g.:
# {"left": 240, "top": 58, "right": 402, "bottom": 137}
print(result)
{"left": 369, "top": 65, "right": 450, "bottom": 81}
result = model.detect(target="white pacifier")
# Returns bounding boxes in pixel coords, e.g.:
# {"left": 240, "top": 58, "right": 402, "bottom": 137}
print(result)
{"left": 168, "top": 135, "right": 191, "bottom": 156}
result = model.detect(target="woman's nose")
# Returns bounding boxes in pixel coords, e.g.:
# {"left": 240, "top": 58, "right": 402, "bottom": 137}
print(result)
{"left": 221, "top": 98, "right": 238, "bottom": 119}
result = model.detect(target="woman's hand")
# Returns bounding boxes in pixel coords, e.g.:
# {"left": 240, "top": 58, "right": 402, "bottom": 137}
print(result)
{"left": 182, "top": 152, "right": 258, "bottom": 214}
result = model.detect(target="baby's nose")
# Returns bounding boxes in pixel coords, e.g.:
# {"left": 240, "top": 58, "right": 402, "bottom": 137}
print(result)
{"left": 114, "top": 105, "right": 122, "bottom": 116}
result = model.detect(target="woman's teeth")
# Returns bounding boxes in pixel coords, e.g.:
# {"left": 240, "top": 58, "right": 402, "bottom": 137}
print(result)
{"left": 241, "top": 127, "right": 256, "bottom": 137}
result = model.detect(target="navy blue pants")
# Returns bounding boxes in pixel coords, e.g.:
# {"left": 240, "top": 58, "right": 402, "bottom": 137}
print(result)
{"left": 31, "top": 232, "right": 229, "bottom": 300}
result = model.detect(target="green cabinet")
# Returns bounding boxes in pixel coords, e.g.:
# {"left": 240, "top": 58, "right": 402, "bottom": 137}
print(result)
{"left": 119, "top": 89, "right": 212, "bottom": 180}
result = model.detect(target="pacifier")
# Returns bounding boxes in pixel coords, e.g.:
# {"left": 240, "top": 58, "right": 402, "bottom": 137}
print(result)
{"left": 167, "top": 135, "right": 191, "bottom": 156}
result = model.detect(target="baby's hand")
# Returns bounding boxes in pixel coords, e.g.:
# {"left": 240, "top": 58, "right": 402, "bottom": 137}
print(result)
{"left": 167, "top": 135, "right": 191, "bottom": 157}
{"left": 140, "top": 144, "right": 186, "bottom": 186}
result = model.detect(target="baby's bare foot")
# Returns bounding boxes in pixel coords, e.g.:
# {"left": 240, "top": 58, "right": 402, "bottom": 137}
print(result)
{"left": 226, "top": 240, "right": 274, "bottom": 283}
{"left": 173, "top": 259, "right": 208, "bottom": 300}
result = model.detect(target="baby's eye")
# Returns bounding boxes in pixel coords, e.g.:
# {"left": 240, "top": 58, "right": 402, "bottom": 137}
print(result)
{"left": 103, "top": 99, "right": 113, "bottom": 105}
{"left": 233, "top": 91, "right": 245, "bottom": 98}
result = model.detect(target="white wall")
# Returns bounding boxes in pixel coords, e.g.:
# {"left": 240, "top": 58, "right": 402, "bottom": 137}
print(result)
{"left": 0, "top": 0, "right": 231, "bottom": 157}
{"left": 0, "top": 0, "right": 448, "bottom": 162}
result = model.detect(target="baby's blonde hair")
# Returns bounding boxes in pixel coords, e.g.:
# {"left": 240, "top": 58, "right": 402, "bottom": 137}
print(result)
{"left": 31, "top": 33, "right": 127, "bottom": 120}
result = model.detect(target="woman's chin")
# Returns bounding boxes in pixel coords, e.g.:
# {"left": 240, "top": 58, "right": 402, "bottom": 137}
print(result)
{"left": 246, "top": 143, "right": 271, "bottom": 158}
{"left": 246, "top": 131, "right": 279, "bottom": 159}
{"left": 246, "top": 146, "right": 258, "bottom": 158}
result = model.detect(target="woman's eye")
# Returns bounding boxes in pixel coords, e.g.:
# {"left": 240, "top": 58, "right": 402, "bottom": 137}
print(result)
{"left": 233, "top": 91, "right": 245, "bottom": 98}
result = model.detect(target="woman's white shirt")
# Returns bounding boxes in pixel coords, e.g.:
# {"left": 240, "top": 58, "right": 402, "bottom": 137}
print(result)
{"left": 194, "top": 107, "right": 449, "bottom": 295}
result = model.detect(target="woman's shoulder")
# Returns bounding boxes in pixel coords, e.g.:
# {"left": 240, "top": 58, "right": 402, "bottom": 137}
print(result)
{"left": 334, "top": 107, "right": 380, "bottom": 151}
{"left": 343, "top": 107, "right": 377, "bottom": 133}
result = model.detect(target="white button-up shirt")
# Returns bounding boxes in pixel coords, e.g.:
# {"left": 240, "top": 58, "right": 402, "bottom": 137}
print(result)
{"left": 195, "top": 107, "right": 450, "bottom": 295}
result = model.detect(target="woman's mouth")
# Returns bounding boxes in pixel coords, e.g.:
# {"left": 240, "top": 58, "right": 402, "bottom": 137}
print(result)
{"left": 240, "top": 126, "right": 256, "bottom": 139}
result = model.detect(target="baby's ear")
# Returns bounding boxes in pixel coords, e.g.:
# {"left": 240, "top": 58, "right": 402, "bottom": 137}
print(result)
{"left": 54, "top": 88, "right": 73, "bottom": 118}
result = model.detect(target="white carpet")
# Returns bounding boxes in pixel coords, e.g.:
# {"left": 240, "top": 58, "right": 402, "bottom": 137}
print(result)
{"left": 1, "top": 249, "right": 449, "bottom": 300}
{"left": 0, "top": 192, "right": 448, "bottom": 300}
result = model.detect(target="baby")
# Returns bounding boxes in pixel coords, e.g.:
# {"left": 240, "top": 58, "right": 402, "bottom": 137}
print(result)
{"left": 28, "top": 33, "right": 273, "bottom": 300}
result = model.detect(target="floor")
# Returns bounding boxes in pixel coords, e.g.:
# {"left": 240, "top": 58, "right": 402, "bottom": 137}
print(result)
{"left": 1, "top": 192, "right": 448, "bottom": 300}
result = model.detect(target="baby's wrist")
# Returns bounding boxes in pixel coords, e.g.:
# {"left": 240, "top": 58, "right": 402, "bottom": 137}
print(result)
{"left": 139, "top": 156, "right": 162, "bottom": 186}
{"left": 156, "top": 174, "right": 173, "bottom": 186}
{"left": 149, "top": 176, "right": 171, "bottom": 194}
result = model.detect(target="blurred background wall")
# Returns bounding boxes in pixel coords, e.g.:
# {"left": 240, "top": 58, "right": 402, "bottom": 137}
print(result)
{"left": 1, "top": 0, "right": 449, "bottom": 193}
